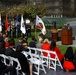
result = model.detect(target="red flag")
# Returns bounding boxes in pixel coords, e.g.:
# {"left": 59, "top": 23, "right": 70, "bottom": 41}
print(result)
{"left": 5, "top": 15, "right": 9, "bottom": 31}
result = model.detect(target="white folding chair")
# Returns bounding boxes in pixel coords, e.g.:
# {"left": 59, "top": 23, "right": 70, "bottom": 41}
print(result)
{"left": 48, "top": 51, "right": 63, "bottom": 71}
{"left": 0, "top": 54, "right": 10, "bottom": 75}
{"left": 27, "top": 47, "right": 46, "bottom": 75}
{"left": 0, "top": 54, "right": 10, "bottom": 65}
{"left": 9, "top": 56, "right": 25, "bottom": 75}
{"left": 35, "top": 48, "right": 49, "bottom": 67}
{"left": 28, "top": 47, "right": 49, "bottom": 67}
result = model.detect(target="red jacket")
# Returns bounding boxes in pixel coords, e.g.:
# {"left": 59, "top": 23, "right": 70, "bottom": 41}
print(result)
{"left": 50, "top": 47, "right": 64, "bottom": 61}
{"left": 41, "top": 43, "right": 50, "bottom": 56}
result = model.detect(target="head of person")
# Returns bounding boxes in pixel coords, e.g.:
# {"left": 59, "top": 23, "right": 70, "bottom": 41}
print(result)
{"left": 38, "top": 37, "right": 43, "bottom": 43}
{"left": 24, "top": 35, "right": 28, "bottom": 40}
{"left": 43, "top": 38, "right": 49, "bottom": 44}
{"left": 0, "top": 32, "right": 2, "bottom": 37}
{"left": 9, "top": 39, "right": 15, "bottom": 47}
{"left": 31, "top": 36, "right": 36, "bottom": 42}
{"left": 3, "top": 34, "right": 6, "bottom": 38}
{"left": 16, "top": 45, "right": 23, "bottom": 52}
{"left": 22, "top": 42, "right": 28, "bottom": 48}
{"left": 4, "top": 37, "right": 9, "bottom": 43}
{"left": 67, "top": 23, "right": 70, "bottom": 27}
{"left": 19, "top": 37, "right": 23, "bottom": 43}
{"left": 50, "top": 40, "right": 56, "bottom": 50}
{"left": 64, "top": 46, "right": 73, "bottom": 61}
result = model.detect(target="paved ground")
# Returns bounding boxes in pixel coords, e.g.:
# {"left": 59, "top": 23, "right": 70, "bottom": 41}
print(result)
{"left": 39, "top": 67, "right": 76, "bottom": 75}
{"left": 56, "top": 39, "right": 76, "bottom": 47}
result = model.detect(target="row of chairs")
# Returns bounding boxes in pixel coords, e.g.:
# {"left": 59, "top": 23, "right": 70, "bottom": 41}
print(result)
{"left": 0, "top": 47, "right": 63, "bottom": 75}
{"left": 0, "top": 54, "right": 25, "bottom": 75}
{"left": 27, "top": 47, "right": 63, "bottom": 72}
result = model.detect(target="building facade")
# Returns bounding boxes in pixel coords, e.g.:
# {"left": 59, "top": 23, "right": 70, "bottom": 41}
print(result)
{"left": 0, "top": 0, "right": 76, "bottom": 17}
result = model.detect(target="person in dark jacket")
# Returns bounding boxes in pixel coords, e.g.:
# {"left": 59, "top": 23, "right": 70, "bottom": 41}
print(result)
{"left": 29, "top": 36, "right": 36, "bottom": 53}
{"left": 10, "top": 45, "right": 31, "bottom": 75}
{"left": 73, "top": 50, "right": 76, "bottom": 72}
{"left": 0, "top": 42, "right": 6, "bottom": 54}
{"left": 63, "top": 46, "right": 75, "bottom": 72}
{"left": 15, "top": 37, "right": 23, "bottom": 48}
{"left": 5, "top": 39, "right": 15, "bottom": 56}
{"left": 0, "top": 56, "right": 17, "bottom": 75}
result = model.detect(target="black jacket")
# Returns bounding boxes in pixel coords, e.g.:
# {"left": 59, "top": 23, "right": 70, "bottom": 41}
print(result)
{"left": 10, "top": 51, "right": 30, "bottom": 74}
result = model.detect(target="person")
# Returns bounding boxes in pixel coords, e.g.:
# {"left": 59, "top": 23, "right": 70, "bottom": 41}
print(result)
{"left": 73, "top": 50, "right": 76, "bottom": 72}
{"left": 4, "top": 37, "right": 9, "bottom": 48}
{"left": 0, "top": 40, "right": 16, "bottom": 75}
{"left": 22, "top": 42, "right": 29, "bottom": 52}
{"left": 0, "top": 57, "right": 17, "bottom": 75}
{"left": 63, "top": 46, "right": 75, "bottom": 72}
{"left": 41, "top": 38, "right": 50, "bottom": 56}
{"left": 0, "top": 42, "right": 6, "bottom": 54}
{"left": 23, "top": 35, "right": 28, "bottom": 45}
{"left": 29, "top": 36, "right": 36, "bottom": 53}
{"left": 0, "top": 32, "right": 4, "bottom": 43}
{"left": 26, "top": 24, "right": 31, "bottom": 37}
{"left": 15, "top": 37, "right": 23, "bottom": 48}
{"left": 63, "top": 23, "right": 72, "bottom": 30}
{"left": 5, "top": 39, "right": 16, "bottom": 56}
{"left": 66, "top": 23, "right": 72, "bottom": 30}
{"left": 50, "top": 40, "right": 64, "bottom": 62}
{"left": 10, "top": 45, "right": 32, "bottom": 75}
{"left": 16, "top": 22, "right": 21, "bottom": 38}
{"left": 36, "top": 36, "right": 43, "bottom": 49}
{"left": 11, "top": 19, "right": 16, "bottom": 38}
{"left": 52, "top": 20, "right": 56, "bottom": 29}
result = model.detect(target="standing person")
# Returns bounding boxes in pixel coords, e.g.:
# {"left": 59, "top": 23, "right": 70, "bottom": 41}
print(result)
{"left": 11, "top": 19, "right": 16, "bottom": 38}
{"left": 63, "top": 47, "right": 75, "bottom": 72}
{"left": 52, "top": 20, "right": 57, "bottom": 29}
{"left": 50, "top": 40, "right": 64, "bottom": 62}
{"left": 2, "top": 22, "right": 6, "bottom": 34}
{"left": 0, "top": 32, "right": 4, "bottom": 42}
{"left": 8, "top": 25, "right": 11, "bottom": 38}
{"left": 26, "top": 24, "right": 31, "bottom": 37}
{"left": 16, "top": 22, "right": 21, "bottom": 38}
{"left": 66, "top": 23, "right": 72, "bottom": 30}
{"left": 27, "top": 25, "right": 31, "bottom": 37}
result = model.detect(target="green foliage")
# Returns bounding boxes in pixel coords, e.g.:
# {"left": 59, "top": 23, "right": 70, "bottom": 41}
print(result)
{"left": 0, "top": 3, "right": 46, "bottom": 18}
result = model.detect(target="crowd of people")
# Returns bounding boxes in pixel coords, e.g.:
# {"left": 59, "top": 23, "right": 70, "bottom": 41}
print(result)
{"left": 0, "top": 31, "right": 76, "bottom": 75}
{"left": 1, "top": 19, "right": 32, "bottom": 38}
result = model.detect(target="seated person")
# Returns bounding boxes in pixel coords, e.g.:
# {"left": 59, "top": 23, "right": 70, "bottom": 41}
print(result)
{"left": 0, "top": 57, "right": 17, "bottom": 75}
{"left": 50, "top": 40, "right": 64, "bottom": 62}
{"left": 10, "top": 45, "right": 32, "bottom": 75}
{"left": 41, "top": 39, "right": 50, "bottom": 56}
{"left": 63, "top": 47, "right": 75, "bottom": 72}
